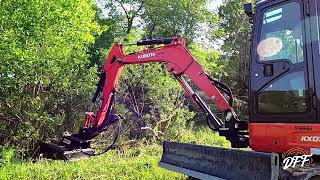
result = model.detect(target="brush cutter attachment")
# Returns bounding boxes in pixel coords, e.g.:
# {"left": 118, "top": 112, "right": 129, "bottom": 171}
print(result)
{"left": 38, "top": 136, "right": 94, "bottom": 160}
{"left": 37, "top": 114, "right": 122, "bottom": 160}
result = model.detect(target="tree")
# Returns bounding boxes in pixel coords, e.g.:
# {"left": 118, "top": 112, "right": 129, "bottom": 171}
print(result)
{"left": 217, "top": 0, "right": 253, "bottom": 96}
{"left": 96, "top": 0, "right": 216, "bottom": 43}
{"left": 142, "top": 0, "right": 214, "bottom": 43}
{"left": 0, "top": 0, "right": 104, "bottom": 155}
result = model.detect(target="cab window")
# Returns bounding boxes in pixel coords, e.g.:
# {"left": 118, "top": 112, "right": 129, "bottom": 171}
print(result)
{"left": 257, "top": 2, "right": 303, "bottom": 64}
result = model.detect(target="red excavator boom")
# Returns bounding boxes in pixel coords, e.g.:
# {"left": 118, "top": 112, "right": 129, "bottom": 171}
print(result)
{"left": 38, "top": 37, "right": 249, "bottom": 160}
{"left": 88, "top": 36, "right": 248, "bottom": 147}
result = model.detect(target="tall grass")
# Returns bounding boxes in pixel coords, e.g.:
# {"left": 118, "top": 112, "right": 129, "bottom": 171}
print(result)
{"left": 0, "top": 144, "right": 184, "bottom": 180}
{"left": 0, "top": 129, "right": 230, "bottom": 180}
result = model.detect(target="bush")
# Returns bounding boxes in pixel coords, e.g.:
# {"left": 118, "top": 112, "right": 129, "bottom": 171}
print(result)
{"left": 0, "top": 0, "right": 104, "bottom": 155}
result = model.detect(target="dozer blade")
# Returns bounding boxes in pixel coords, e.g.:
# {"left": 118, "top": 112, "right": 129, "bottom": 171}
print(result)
{"left": 38, "top": 141, "right": 94, "bottom": 161}
{"left": 159, "top": 141, "right": 279, "bottom": 180}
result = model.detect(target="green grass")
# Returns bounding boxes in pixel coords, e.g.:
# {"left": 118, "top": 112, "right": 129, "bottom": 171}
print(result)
{"left": 0, "top": 144, "right": 186, "bottom": 180}
{"left": 175, "top": 128, "right": 231, "bottom": 147}
{"left": 0, "top": 130, "right": 230, "bottom": 180}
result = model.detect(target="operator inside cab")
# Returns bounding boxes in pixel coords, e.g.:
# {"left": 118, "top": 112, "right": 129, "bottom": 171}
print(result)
{"left": 256, "top": 2, "right": 307, "bottom": 114}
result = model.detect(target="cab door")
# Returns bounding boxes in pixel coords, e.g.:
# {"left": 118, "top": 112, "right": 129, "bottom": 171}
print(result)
{"left": 250, "top": 0, "right": 316, "bottom": 123}
{"left": 309, "top": 0, "right": 320, "bottom": 123}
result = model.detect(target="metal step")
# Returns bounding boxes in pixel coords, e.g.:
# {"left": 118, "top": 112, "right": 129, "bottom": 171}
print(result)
{"left": 159, "top": 141, "right": 279, "bottom": 180}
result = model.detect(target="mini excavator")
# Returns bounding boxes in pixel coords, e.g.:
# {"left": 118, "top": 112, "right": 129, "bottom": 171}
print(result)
{"left": 39, "top": 0, "right": 320, "bottom": 179}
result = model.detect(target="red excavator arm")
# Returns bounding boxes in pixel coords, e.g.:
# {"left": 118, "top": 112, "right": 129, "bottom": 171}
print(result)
{"left": 86, "top": 37, "right": 248, "bottom": 146}
{"left": 39, "top": 37, "right": 248, "bottom": 160}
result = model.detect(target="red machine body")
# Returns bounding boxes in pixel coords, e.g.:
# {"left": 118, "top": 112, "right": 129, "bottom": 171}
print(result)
{"left": 250, "top": 123, "right": 320, "bottom": 154}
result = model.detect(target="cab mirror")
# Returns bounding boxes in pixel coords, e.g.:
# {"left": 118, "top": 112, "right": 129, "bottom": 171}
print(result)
{"left": 243, "top": 3, "right": 253, "bottom": 17}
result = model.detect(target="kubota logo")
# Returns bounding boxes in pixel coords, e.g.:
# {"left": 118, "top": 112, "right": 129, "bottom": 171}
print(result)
{"left": 301, "top": 136, "right": 320, "bottom": 142}
{"left": 138, "top": 53, "right": 155, "bottom": 59}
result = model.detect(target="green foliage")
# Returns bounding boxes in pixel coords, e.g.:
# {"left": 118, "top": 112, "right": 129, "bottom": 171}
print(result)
{"left": 0, "top": 0, "right": 104, "bottom": 154}
{"left": 0, "top": 129, "right": 230, "bottom": 180}
{"left": 142, "top": 0, "right": 214, "bottom": 42}
{"left": 217, "top": 0, "right": 253, "bottom": 95}
{"left": 96, "top": 0, "right": 217, "bottom": 43}
{"left": 0, "top": 146, "right": 18, "bottom": 166}
{"left": 189, "top": 43, "right": 225, "bottom": 76}
{"left": 0, "top": 145, "right": 185, "bottom": 180}
{"left": 176, "top": 129, "right": 231, "bottom": 147}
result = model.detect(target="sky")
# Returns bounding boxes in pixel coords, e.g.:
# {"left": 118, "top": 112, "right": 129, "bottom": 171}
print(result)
{"left": 208, "top": 0, "right": 223, "bottom": 12}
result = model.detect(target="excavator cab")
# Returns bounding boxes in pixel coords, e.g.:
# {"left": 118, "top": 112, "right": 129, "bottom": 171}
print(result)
{"left": 253, "top": 1, "right": 308, "bottom": 116}
{"left": 246, "top": 0, "right": 309, "bottom": 115}
{"left": 248, "top": 0, "right": 320, "bottom": 154}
